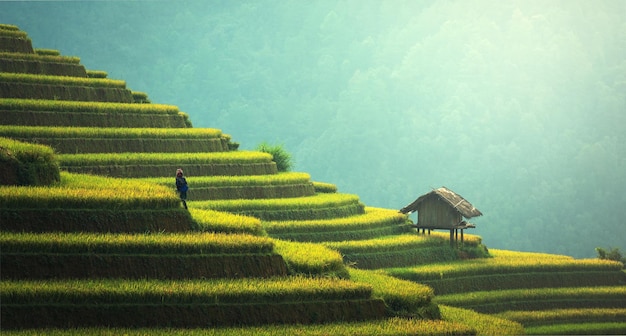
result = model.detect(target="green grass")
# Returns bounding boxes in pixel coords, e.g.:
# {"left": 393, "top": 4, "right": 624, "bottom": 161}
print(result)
{"left": 0, "top": 136, "right": 56, "bottom": 163}
{"left": 0, "top": 51, "right": 81, "bottom": 64}
{"left": 142, "top": 172, "right": 311, "bottom": 187}
{"left": 0, "top": 172, "right": 178, "bottom": 210}
{"left": 312, "top": 181, "right": 337, "bottom": 193}
{"left": 273, "top": 240, "right": 348, "bottom": 278}
{"left": 0, "top": 23, "right": 20, "bottom": 31}
{"left": 190, "top": 193, "right": 364, "bottom": 221}
{"left": 325, "top": 234, "right": 466, "bottom": 269}
{"left": 387, "top": 249, "right": 623, "bottom": 282}
{"left": 264, "top": 207, "right": 407, "bottom": 234}
{"left": 440, "top": 305, "right": 525, "bottom": 336}
{"left": 192, "top": 193, "right": 361, "bottom": 212}
{"left": 525, "top": 322, "right": 626, "bottom": 335}
{"left": 190, "top": 208, "right": 265, "bottom": 235}
{"left": 34, "top": 48, "right": 61, "bottom": 56}
{"left": 1, "top": 277, "right": 372, "bottom": 305}
{"left": 0, "top": 98, "right": 180, "bottom": 114}
{"left": 0, "top": 136, "right": 60, "bottom": 185}
{"left": 0, "top": 72, "right": 125, "bottom": 88}
{"left": 496, "top": 308, "right": 626, "bottom": 327}
{"left": 0, "top": 232, "right": 274, "bottom": 255}
{"left": 58, "top": 151, "right": 272, "bottom": 167}
{"left": 324, "top": 233, "right": 458, "bottom": 254}
{"left": 434, "top": 286, "right": 626, "bottom": 313}
{"left": 349, "top": 268, "right": 436, "bottom": 317}
{"left": 0, "top": 28, "right": 28, "bottom": 38}
{"left": 0, "top": 125, "right": 223, "bottom": 139}
{"left": 87, "top": 70, "right": 108, "bottom": 78}
{"left": 0, "top": 318, "right": 477, "bottom": 336}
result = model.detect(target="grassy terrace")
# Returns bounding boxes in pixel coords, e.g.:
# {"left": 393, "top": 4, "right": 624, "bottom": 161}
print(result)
{"left": 0, "top": 232, "right": 274, "bottom": 255}
{"left": 0, "top": 318, "right": 479, "bottom": 336}
{"left": 190, "top": 193, "right": 364, "bottom": 220}
{"left": 525, "top": 322, "right": 626, "bottom": 335}
{"left": 143, "top": 172, "right": 315, "bottom": 200}
{"left": 0, "top": 136, "right": 56, "bottom": 163}
{"left": 190, "top": 208, "right": 265, "bottom": 235}
{"left": 143, "top": 172, "right": 311, "bottom": 187}
{"left": 265, "top": 207, "right": 407, "bottom": 234}
{"left": 264, "top": 207, "right": 409, "bottom": 242}
{"left": 58, "top": 151, "right": 272, "bottom": 166}
{"left": 386, "top": 248, "right": 625, "bottom": 294}
{"left": 0, "top": 277, "right": 374, "bottom": 305}
{"left": 0, "top": 52, "right": 81, "bottom": 64}
{"left": 388, "top": 249, "right": 623, "bottom": 282}
{"left": 0, "top": 172, "right": 192, "bottom": 233}
{"left": 349, "top": 268, "right": 436, "bottom": 316}
{"left": 0, "top": 126, "right": 230, "bottom": 153}
{"left": 0, "top": 98, "right": 180, "bottom": 114}
{"left": 435, "top": 286, "right": 626, "bottom": 313}
{"left": 322, "top": 233, "right": 479, "bottom": 269}
{"left": 0, "top": 231, "right": 287, "bottom": 280}
{"left": 0, "top": 172, "right": 178, "bottom": 210}
{"left": 325, "top": 233, "right": 482, "bottom": 255}
{"left": 0, "top": 72, "right": 125, "bottom": 88}
{"left": 1, "top": 277, "right": 385, "bottom": 329}
{"left": 0, "top": 28, "right": 28, "bottom": 38}
{"left": 0, "top": 125, "right": 223, "bottom": 139}
{"left": 192, "top": 193, "right": 360, "bottom": 211}
{"left": 496, "top": 308, "right": 626, "bottom": 327}
{"left": 1, "top": 51, "right": 80, "bottom": 62}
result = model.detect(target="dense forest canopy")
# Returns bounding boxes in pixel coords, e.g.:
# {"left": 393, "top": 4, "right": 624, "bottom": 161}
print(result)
{"left": 2, "top": 0, "right": 624, "bottom": 258}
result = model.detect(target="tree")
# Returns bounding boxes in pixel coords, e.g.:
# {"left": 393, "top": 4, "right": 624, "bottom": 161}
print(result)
{"left": 255, "top": 142, "right": 293, "bottom": 172}
{"left": 595, "top": 247, "right": 625, "bottom": 267}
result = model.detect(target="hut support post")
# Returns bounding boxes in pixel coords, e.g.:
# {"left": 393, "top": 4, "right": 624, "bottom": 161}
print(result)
{"left": 449, "top": 229, "right": 454, "bottom": 247}
{"left": 461, "top": 230, "right": 464, "bottom": 245}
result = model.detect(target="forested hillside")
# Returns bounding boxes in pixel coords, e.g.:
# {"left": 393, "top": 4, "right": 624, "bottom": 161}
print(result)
{"left": 2, "top": 0, "right": 624, "bottom": 257}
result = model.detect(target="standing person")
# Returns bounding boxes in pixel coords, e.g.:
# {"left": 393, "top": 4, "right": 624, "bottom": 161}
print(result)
{"left": 175, "top": 168, "right": 188, "bottom": 209}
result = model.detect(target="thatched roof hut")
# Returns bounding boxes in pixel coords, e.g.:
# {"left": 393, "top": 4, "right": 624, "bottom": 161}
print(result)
{"left": 400, "top": 186, "right": 482, "bottom": 220}
{"left": 400, "top": 186, "right": 482, "bottom": 245}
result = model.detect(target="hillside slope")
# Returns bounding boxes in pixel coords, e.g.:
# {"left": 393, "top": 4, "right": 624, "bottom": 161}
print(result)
{"left": 1, "top": 23, "right": 624, "bottom": 335}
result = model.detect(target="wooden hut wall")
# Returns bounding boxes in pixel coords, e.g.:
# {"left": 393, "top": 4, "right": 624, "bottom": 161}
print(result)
{"left": 417, "top": 195, "right": 461, "bottom": 229}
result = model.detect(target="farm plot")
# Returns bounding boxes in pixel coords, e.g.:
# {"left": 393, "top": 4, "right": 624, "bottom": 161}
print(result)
{"left": 0, "top": 277, "right": 384, "bottom": 329}
{"left": 58, "top": 151, "right": 277, "bottom": 177}
{"left": 190, "top": 193, "right": 364, "bottom": 221}
{"left": 386, "top": 249, "right": 625, "bottom": 294}
{"left": 434, "top": 286, "right": 626, "bottom": 314}
{"left": 0, "top": 172, "right": 192, "bottom": 232}
{"left": 324, "top": 233, "right": 484, "bottom": 269}
{"left": 0, "top": 318, "right": 478, "bottom": 336}
{"left": 0, "top": 232, "right": 287, "bottom": 280}
{"left": 0, "top": 125, "right": 230, "bottom": 153}
{"left": 144, "top": 172, "right": 316, "bottom": 200}
{"left": 264, "top": 207, "right": 409, "bottom": 242}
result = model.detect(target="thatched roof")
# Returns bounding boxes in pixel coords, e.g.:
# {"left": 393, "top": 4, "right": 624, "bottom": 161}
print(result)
{"left": 399, "top": 186, "right": 483, "bottom": 218}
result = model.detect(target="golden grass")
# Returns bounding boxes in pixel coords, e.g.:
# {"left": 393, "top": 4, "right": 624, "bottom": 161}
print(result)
{"left": 0, "top": 72, "right": 126, "bottom": 88}
{"left": 0, "top": 98, "right": 180, "bottom": 114}
{"left": 0, "top": 172, "right": 178, "bottom": 210}
{"left": 58, "top": 151, "right": 272, "bottom": 166}
{"left": 0, "top": 125, "right": 223, "bottom": 139}
{"left": 0, "top": 231, "right": 274, "bottom": 254}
